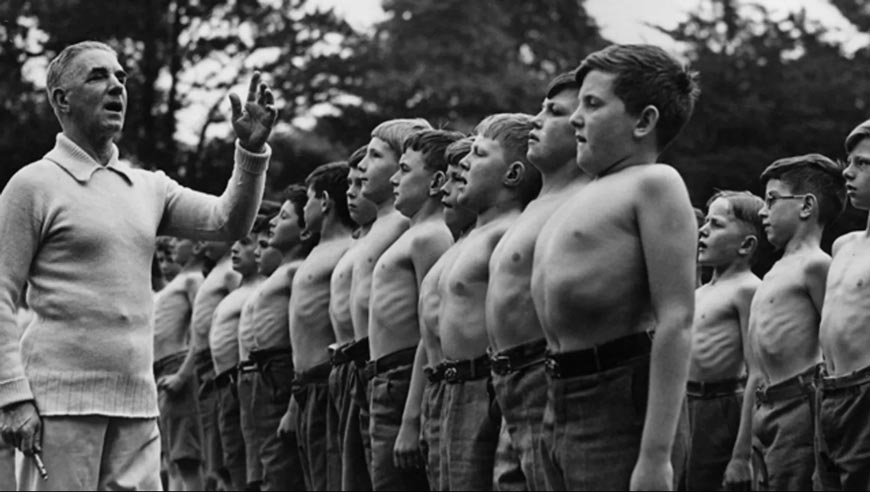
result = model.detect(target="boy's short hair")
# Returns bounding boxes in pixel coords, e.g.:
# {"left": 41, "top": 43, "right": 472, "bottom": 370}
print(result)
{"left": 546, "top": 71, "right": 580, "bottom": 99}
{"left": 445, "top": 136, "right": 473, "bottom": 167}
{"left": 760, "top": 154, "right": 846, "bottom": 227}
{"left": 305, "top": 161, "right": 354, "bottom": 228}
{"left": 402, "top": 129, "right": 465, "bottom": 173}
{"left": 348, "top": 145, "right": 367, "bottom": 170}
{"left": 575, "top": 44, "right": 700, "bottom": 151}
{"left": 845, "top": 118, "right": 870, "bottom": 154}
{"left": 282, "top": 184, "right": 309, "bottom": 229}
{"left": 155, "top": 236, "right": 174, "bottom": 255}
{"left": 474, "top": 113, "right": 541, "bottom": 206}
{"left": 253, "top": 200, "right": 281, "bottom": 234}
{"left": 371, "top": 118, "right": 433, "bottom": 158}
{"left": 706, "top": 190, "right": 765, "bottom": 262}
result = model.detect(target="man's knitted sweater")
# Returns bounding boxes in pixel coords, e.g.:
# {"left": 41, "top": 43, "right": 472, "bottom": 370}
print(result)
{"left": 0, "top": 133, "right": 269, "bottom": 417}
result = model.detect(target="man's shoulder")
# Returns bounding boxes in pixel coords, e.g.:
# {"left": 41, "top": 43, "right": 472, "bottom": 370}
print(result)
{"left": 6, "top": 160, "right": 60, "bottom": 191}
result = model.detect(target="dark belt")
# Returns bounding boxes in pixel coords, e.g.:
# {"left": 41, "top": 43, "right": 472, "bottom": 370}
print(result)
{"left": 194, "top": 350, "right": 215, "bottom": 381}
{"left": 293, "top": 361, "right": 332, "bottom": 386}
{"left": 687, "top": 377, "right": 745, "bottom": 399}
{"left": 756, "top": 364, "right": 820, "bottom": 404}
{"left": 214, "top": 367, "right": 238, "bottom": 390}
{"left": 490, "top": 338, "right": 548, "bottom": 376}
{"left": 545, "top": 331, "right": 654, "bottom": 379}
{"left": 821, "top": 362, "right": 870, "bottom": 392}
{"left": 249, "top": 346, "right": 292, "bottom": 365}
{"left": 238, "top": 359, "right": 258, "bottom": 374}
{"left": 345, "top": 338, "right": 371, "bottom": 368}
{"left": 363, "top": 346, "right": 417, "bottom": 380}
{"left": 424, "top": 363, "right": 446, "bottom": 383}
{"left": 152, "top": 350, "right": 186, "bottom": 376}
{"left": 330, "top": 341, "right": 354, "bottom": 366}
{"left": 444, "top": 354, "right": 491, "bottom": 384}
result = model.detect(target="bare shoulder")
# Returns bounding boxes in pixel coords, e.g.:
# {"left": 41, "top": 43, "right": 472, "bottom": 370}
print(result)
{"left": 632, "top": 164, "right": 687, "bottom": 194}
{"left": 832, "top": 231, "right": 863, "bottom": 257}
{"left": 734, "top": 272, "right": 762, "bottom": 304}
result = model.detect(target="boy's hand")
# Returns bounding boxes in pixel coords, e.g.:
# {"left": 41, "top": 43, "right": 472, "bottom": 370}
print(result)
{"left": 157, "top": 373, "right": 186, "bottom": 395}
{"left": 276, "top": 403, "right": 297, "bottom": 440}
{"left": 630, "top": 455, "right": 673, "bottom": 491}
{"left": 0, "top": 400, "right": 41, "bottom": 456}
{"left": 723, "top": 457, "right": 752, "bottom": 491}
{"left": 393, "top": 421, "right": 423, "bottom": 469}
{"left": 229, "top": 71, "right": 278, "bottom": 153}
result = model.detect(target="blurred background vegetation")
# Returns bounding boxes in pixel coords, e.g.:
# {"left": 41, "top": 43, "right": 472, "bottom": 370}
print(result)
{"left": 1, "top": 0, "right": 869, "bottom": 266}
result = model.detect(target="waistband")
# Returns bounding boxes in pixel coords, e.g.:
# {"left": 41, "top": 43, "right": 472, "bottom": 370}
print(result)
{"left": 293, "top": 361, "right": 332, "bottom": 386}
{"left": 545, "top": 331, "right": 654, "bottom": 379}
{"left": 237, "top": 359, "right": 259, "bottom": 374}
{"left": 345, "top": 337, "right": 371, "bottom": 368}
{"left": 424, "top": 363, "right": 446, "bottom": 383}
{"left": 444, "top": 354, "right": 491, "bottom": 384}
{"left": 363, "top": 346, "right": 417, "bottom": 380}
{"left": 329, "top": 341, "right": 355, "bottom": 366}
{"left": 687, "top": 377, "right": 746, "bottom": 399}
{"left": 153, "top": 350, "right": 187, "bottom": 376}
{"left": 214, "top": 367, "right": 238, "bottom": 389}
{"left": 194, "top": 350, "right": 215, "bottom": 380}
{"left": 249, "top": 346, "right": 292, "bottom": 365}
{"left": 756, "top": 364, "right": 820, "bottom": 404}
{"left": 490, "top": 338, "right": 548, "bottom": 376}
{"left": 821, "top": 362, "right": 870, "bottom": 391}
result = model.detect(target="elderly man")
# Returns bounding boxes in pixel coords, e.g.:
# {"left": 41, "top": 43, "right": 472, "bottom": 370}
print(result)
{"left": 0, "top": 40, "right": 276, "bottom": 490}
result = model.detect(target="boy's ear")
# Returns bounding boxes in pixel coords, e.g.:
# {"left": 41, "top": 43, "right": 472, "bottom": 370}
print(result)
{"left": 319, "top": 190, "right": 332, "bottom": 214}
{"left": 429, "top": 171, "right": 446, "bottom": 197}
{"left": 738, "top": 235, "right": 758, "bottom": 258}
{"left": 633, "top": 105, "right": 660, "bottom": 140}
{"left": 503, "top": 161, "right": 526, "bottom": 188}
{"left": 799, "top": 193, "right": 817, "bottom": 220}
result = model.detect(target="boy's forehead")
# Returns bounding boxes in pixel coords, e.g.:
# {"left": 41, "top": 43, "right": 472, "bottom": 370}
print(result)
{"left": 473, "top": 134, "right": 500, "bottom": 151}
{"left": 764, "top": 178, "right": 793, "bottom": 194}
{"left": 707, "top": 197, "right": 735, "bottom": 217}
{"left": 546, "top": 88, "right": 580, "bottom": 107}
{"left": 578, "top": 70, "right": 617, "bottom": 96}
{"left": 850, "top": 137, "right": 870, "bottom": 157}
{"left": 368, "top": 137, "right": 391, "bottom": 153}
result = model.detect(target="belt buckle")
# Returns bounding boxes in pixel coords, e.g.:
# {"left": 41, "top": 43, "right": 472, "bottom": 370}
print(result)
{"left": 545, "top": 358, "right": 560, "bottom": 378}
{"left": 491, "top": 355, "right": 511, "bottom": 375}
{"left": 445, "top": 366, "right": 458, "bottom": 383}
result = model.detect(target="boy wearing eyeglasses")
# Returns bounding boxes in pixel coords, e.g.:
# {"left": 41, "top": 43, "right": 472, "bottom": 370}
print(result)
{"left": 689, "top": 191, "right": 763, "bottom": 491}
{"left": 817, "top": 119, "right": 870, "bottom": 491}
{"left": 739, "top": 154, "right": 844, "bottom": 491}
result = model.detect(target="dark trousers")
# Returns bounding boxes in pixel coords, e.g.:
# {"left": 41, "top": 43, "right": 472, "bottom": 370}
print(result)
{"left": 293, "top": 363, "right": 331, "bottom": 491}
{"left": 216, "top": 374, "right": 247, "bottom": 490}
{"left": 420, "top": 378, "right": 446, "bottom": 490}
{"left": 369, "top": 363, "right": 430, "bottom": 491}
{"left": 816, "top": 364, "right": 870, "bottom": 491}
{"left": 686, "top": 387, "right": 743, "bottom": 490}
{"left": 328, "top": 361, "right": 372, "bottom": 491}
{"left": 195, "top": 352, "right": 224, "bottom": 482}
{"left": 441, "top": 376, "right": 500, "bottom": 491}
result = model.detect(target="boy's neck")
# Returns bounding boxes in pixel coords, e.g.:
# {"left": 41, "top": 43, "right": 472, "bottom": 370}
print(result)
{"left": 476, "top": 198, "right": 522, "bottom": 228}
{"left": 319, "top": 214, "right": 354, "bottom": 242}
{"left": 409, "top": 198, "right": 444, "bottom": 226}
{"left": 598, "top": 147, "right": 659, "bottom": 178}
{"left": 375, "top": 196, "right": 397, "bottom": 219}
{"left": 240, "top": 272, "right": 261, "bottom": 285}
{"left": 539, "top": 159, "right": 589, "bottom": 195}
{"left": 280, "top": 244, "right": 306, "bottom": 265}
{"left": 782, "top": 224, "right": 824, "bottom": 257}
{"left": 181, "top": 258, "right": 206, "bottom": 273}
{"left": 709, "top": 260, "right": 752, "bottom": 284}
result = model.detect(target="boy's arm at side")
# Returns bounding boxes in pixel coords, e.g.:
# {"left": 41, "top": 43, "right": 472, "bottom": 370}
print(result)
{"left": 804, "top": 255, "right": 831, "bottom": 314}
{"left": 724, "top": 283, "right": 760, "bottom": 489}
{"left": 632, "top": 168, "right": 696, "bottom": 491}
{"left": 159, "top": 275, "right": 206, "bottom": 393}
{"left": 394, "top": 342, "right": 427, "bottom": 469}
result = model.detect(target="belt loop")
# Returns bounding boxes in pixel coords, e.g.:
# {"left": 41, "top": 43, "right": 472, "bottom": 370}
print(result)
{"left": 592, "top": 344, "right": 602, "bottom": 373}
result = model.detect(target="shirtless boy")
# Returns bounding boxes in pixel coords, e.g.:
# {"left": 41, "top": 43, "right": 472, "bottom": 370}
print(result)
{"left": 486, "top": 73, "right": 588, "bottom": 491}
{"left": 531, "top": 44, "right": 700, "bottom": 490}
{"left": 209, "top": 215, "right": 271, "bottom": 491}
{"left": 400, "top": 136, "right": 476, "bottom": 490}
{"left": 286, "top": 162, "right": 355, "bottom": 491}
{"left": 817, "top": 120, "right": 870, "bottom": 490}
{"left": 326, "top": 146, "right": 377, "bottom": 491}
{"left": 742, "top": 154, "right": 843, "bottom": 491}
{"left": 440, "top": 113, "right": 540, "bottom": 490}
{"left": 367, "top": 129, "right": 461, "bottom": 490}
{"left": 153, "top": 238, "right": 206, "bottom": 491}
{"left": 351, "top": 118, "right": 430, "bottom": 476}
{"left": 687, "top": 191, "right": 763, "bottom": 491}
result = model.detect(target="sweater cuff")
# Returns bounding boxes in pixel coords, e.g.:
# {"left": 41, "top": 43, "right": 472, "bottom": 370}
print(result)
{"left": 234, "top": 140, "right": 271, "bottom": 175}
{"left": 0, "top": 377, "right": 33, "bottom": 409}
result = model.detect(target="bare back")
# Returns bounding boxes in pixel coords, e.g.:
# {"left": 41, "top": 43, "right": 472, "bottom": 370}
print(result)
{"left": 750, "top": 251, "right": 827, "bottom": 384}
{"left": 329, "top": 241, "right": 359, "bottom": 345}
{"left": 441, "top": 213, "right": 517, "bottom": 360}
{"left": 821, "top": 232, "right": 870, "bottom": 375}
{"left": 349, "top": 212, "right": 409, "bottom": 340}
{"left": 487, "top": 185, "right": 583, "bottom": 351}
{"left": 289, "top": 236, "right": 352, "bottom": 371}
{"left": 370, "top": 218, "right": 453, "bottom": 360}
{"left": 154, "top": 269, "right": 202, "bottom": 361}
{"left": 689, "top": 272, "right": 758, "bottom": 382}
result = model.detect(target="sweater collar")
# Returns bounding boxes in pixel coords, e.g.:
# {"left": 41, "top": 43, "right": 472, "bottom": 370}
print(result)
{"left": 44, "top": 133, "right": 132, "bottom": 185}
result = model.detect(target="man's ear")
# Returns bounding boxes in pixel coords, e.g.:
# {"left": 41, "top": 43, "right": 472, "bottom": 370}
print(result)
{"left": 503, "top": 161, "right": 525, "bottom": 188}
{"left": 51, "top": 88, "right": 69, "bottom": 113}
{"left": 799, "top": 193, "right": 817, "bottom": 220}
{"left": 319, "top": 190, "right": 332, "bottom": 214}
{"left": 633, "top": 105, "right": 660, "bottom": 140}
{"left": 429, "top": 171, "right": 446, "bottom": 197}
{"left": 738, "top": 235, "right": 758, "bottom": 258}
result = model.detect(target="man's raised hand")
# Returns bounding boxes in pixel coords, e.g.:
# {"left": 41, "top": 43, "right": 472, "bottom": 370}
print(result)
{"left": 230, "top": 71, "right": 278, "bottom": 153}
